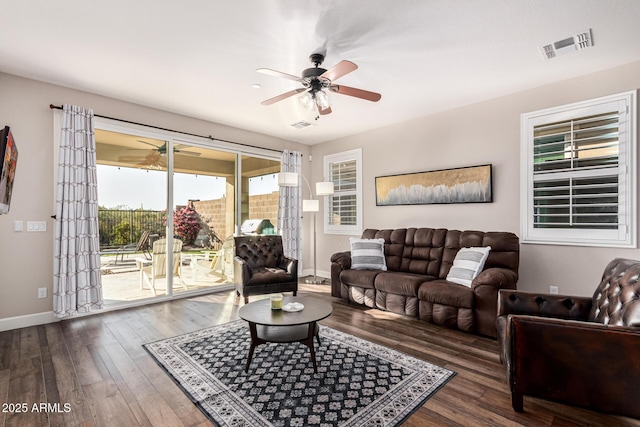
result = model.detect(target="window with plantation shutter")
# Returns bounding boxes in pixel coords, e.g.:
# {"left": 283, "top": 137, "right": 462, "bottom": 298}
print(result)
{"left": 324, "top": 148, "right": 362, "bottom": 235}
{"left": 521, "top": 91, "right": 636, "bottom": 247}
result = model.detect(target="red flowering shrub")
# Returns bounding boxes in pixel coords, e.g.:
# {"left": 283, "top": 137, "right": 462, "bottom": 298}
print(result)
{"left": 173, "top": 205, "right": 201, "bottom": 244}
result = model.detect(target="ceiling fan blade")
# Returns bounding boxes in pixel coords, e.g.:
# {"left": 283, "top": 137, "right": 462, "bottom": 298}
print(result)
{"left": 175, "top": 150, "right": 201, "bottom": 157}
{"left": 173, "top": 144, "right": 201, "bottom": 156}
{"left": 330, "top": 85, "right": 382, "bottom": 102}
{"left": 261, "top": 88, "right": 306, "bottom": 106}
{"left": 257, "top": 68, "right": 301, "bottom": 82}
{"left": 319, "top": 106, "right": 332, "bottom": 115}
{"left": 118, "top": 156, "right": 146, "bottom": 161}
{"left": 137, "top": 139, "right": 162, "bottom": 148}
{"left": 321, "top": 60, "right": 357, "bottom": 82}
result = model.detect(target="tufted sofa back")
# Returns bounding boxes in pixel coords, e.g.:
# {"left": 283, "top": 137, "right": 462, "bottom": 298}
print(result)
{"left": 234, "top": 235, "right": 285, "bottom": 270}
{"left": 361, "top": 228, "right": 519, "bottom": 279}
{"left": 590, "top": 258, "right": 640, "bottom": 326}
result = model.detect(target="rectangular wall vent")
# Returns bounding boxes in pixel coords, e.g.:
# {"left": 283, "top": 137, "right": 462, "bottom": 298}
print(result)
{"left": 291, "top": 121, "right": 313, "bottom": 129}
{"left": 541, "top": 29, "right": 593, "bottom": 60}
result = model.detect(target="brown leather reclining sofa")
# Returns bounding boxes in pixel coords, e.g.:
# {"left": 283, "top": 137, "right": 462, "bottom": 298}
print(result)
{"left": 331, "top": 228, "right": 520, "bottom": 338}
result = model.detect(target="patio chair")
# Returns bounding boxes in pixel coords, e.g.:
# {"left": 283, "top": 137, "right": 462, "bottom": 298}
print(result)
{"left": 102, "top": 230, "right": 152, "bottom": 264}
{"left": 138, "top": 238, "right": 187, "bottom": 295}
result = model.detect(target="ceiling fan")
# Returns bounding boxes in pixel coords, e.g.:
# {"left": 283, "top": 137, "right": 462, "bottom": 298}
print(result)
{"left": 258, "top": 52, "right": 381, "bottom": 116}
{"left": 119, "top": 140, "right": 200, "bottom": 168}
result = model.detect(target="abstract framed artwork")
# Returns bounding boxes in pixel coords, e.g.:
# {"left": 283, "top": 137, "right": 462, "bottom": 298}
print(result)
{"left": 375, "top": 164, "right": 492, "bottom": 206}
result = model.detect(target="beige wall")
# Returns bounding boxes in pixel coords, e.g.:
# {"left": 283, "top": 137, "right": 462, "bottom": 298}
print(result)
{"left": 0, "top": 72, "right": 310, "bottom": 323}
{"left": 3, "top": 60, "right": 640, "bottom": 326}
{"left": 310, "top": 60, "right": 640, "bottom": 297}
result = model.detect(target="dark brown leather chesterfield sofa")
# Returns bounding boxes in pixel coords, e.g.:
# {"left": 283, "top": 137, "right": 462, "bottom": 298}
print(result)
{"left": 331, "top": 228, "right": 519, "bottom": 338}
{"left": 496, "top": 258, "right": 640, "bottom": 419}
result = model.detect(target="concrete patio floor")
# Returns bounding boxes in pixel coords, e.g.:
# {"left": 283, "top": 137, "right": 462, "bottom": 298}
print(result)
{"left": 100, "top": 254, "right": 230, "bottom": 307}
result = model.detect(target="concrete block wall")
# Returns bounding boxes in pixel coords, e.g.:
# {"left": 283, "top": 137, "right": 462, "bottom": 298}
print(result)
{"left": 193, "top": 191, "right": 279, "bottom": 241}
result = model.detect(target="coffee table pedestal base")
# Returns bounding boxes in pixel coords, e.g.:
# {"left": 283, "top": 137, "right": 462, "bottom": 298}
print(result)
{"left": 245, "top": 322, "right": 321, "bottom": 373}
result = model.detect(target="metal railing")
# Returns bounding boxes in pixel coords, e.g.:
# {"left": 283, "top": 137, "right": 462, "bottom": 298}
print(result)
{"left": 98, "top": 209, "right": 164, "bottom": 248}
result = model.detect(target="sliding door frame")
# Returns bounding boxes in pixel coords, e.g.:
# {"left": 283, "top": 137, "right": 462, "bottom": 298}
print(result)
{"left": 89, "top": 117, "right": 280, "bottom": 304}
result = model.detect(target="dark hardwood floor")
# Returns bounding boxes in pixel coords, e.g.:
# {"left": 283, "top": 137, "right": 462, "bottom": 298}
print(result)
{"left": 1, "top": 283, "right": 638, "bottom": 426}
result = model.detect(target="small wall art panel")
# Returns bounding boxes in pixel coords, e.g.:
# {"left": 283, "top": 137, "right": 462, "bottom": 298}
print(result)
{"left": 375, "top": 164, "right": 492, "bottom": 206}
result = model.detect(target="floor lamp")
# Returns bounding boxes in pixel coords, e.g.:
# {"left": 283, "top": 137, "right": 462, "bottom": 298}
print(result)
{"left": 278, "top": 172, "right": 334, "bottom": 284}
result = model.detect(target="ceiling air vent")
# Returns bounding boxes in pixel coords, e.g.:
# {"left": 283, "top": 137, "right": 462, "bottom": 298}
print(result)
{"left": 291, "top": 121, "right": 313, "bottom": 129}
{"left": 541, "top": 29, "right": 593, "bottom": 60}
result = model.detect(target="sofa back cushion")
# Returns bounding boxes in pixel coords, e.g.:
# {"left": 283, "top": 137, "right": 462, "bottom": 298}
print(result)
{"left": 590, "top": 258, "right": 640, "bottom": 326}
{"left": 361, "top": 228, "right": 519, "bottom": 279}
{"left": 234, "top": 235, "right": 284, "bottom": 269}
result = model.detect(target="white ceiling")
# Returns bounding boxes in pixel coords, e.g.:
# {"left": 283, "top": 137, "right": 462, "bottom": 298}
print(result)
{"left": 3, "top": 0, "right": 640, "bottom": 145}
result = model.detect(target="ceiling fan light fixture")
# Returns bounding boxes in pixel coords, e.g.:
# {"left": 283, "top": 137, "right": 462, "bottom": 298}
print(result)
{"left": 316, "top": 90, "right": 330, "bottom": 110}
{"left": 298, "top": 91, "right": 315, "bottom": 111}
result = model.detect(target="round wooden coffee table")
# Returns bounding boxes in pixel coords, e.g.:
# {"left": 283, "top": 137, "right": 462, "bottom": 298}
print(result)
{"left": 238, "top": 296, "right": 333, "bottom": 373}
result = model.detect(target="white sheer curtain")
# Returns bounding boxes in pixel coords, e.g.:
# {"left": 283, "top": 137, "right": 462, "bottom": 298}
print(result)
{"left": 53, "top": 104, "right": 103, "bottom": 318}
{"left": 278, "top": 150, "right": 302, "bottom": 266}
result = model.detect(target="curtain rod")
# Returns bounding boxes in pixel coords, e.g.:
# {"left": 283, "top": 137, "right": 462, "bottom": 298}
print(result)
{"left": 49, "top": 103, "right": 294, "bottom": 155}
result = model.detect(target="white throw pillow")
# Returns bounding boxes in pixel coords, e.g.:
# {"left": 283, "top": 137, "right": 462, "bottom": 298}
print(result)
{"left": 350, "top": 238, "right": 387, "bottom": 271}
{"left": 446, "top": 246, "right": 491, "bottom": 287}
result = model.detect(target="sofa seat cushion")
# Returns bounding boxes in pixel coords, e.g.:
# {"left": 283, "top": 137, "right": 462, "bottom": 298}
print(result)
{"left": 418, "top": 279, "right": 474, "bottom": 309}
{"left": 340, "top": 269, "right": 382, "bottom": 289}
{"left": 247, "top": 267, "right": 295, "bottom": 286}
{"left": 374, "top": 272, "right": 435, "bottom": 296}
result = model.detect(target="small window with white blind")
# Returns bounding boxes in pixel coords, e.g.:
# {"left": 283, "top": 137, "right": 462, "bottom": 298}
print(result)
{"left": 520, "top": 90, "right": 636, "bottom": 247}
{"left": 324, "top": 148, "right": 363, "bottom": 235}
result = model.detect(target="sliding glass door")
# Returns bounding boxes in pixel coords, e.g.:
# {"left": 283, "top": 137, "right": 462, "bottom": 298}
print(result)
{"left": 170, "top": 142, "right": 237, "bottom": 294}
{"left": 94, "top": 126, "right": 280, "bottom": 308}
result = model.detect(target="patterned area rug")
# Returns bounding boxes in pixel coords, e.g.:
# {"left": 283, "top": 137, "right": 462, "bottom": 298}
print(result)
{"left": 144, "top": 320, "right": 454, "bottom": 426}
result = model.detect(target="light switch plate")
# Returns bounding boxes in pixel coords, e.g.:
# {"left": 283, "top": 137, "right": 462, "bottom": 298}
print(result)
{"left": 13, "top": 221, "right": 23, "bottom": 232}
{"left": 27, "top": 221, "right": 47, "bottom": 232}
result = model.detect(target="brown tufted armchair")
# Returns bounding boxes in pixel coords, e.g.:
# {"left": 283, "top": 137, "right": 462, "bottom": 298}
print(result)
{"left": 496, "top": 258, "right": 640, "bottom": 419}
{"left": 233, "top": 235, "right": 298, "bottom": 304}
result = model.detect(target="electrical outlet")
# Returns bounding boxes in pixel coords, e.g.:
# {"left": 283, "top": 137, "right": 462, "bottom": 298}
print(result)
{"left": 549, "top": 286, "right": 559, "bottom": 295}
{"left": 38, "top": 288, "right": 47, "bottom": 299}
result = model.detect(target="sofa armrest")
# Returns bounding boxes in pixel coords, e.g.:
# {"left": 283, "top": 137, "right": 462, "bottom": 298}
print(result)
{"left": 506, "top": 315, "right": 640, "bottom": 417}
{"left": 280, "top": 256, "right": 298, "bottom": 280}
{"left": 234, "top": 256, "right": 252, "bottom": 285}
{"left": 470, "top": 268, "right": 518, "bottom": 338}
{"left": 330, "top": 251, "right": 352, "bottom": 270}
{"left": 497, "top": 289, "right": 592, "bottom": 320}
{"left": 330, "top": 251, "right": 351, "bottom": 297}
{"left": 472, "top": 267, "right": 518, "bottom": 291}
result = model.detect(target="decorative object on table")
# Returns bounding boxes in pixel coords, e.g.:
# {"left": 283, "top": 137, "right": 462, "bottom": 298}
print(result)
{"left": 282, "top": 302, "right": 304, "bottom": 312}
{"left": 279, "top": 171, "right": 334, "bottom": 284}
{"left": 375, "top": 164, "right": 492, "bottom": 206}
{"left": 269, "top": 293, "right": 283, "bottom": 310}
{"left": 144, "top": 320, "right": 455, "bottom": 427}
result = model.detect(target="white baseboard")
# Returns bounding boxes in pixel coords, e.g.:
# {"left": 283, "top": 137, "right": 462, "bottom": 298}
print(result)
{"left": 0, "top": 311, "right": 58, "bottom": 332}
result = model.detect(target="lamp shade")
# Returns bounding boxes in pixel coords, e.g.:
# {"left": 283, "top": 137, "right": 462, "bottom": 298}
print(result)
{"left": 302, "top": 199, "right": 320, "bottom": 212}
{"left": 316, "top": 181, "right": 334, "bottom": 196}
{"left": 278, "top": 172, "right": 299, "bottom": 187}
